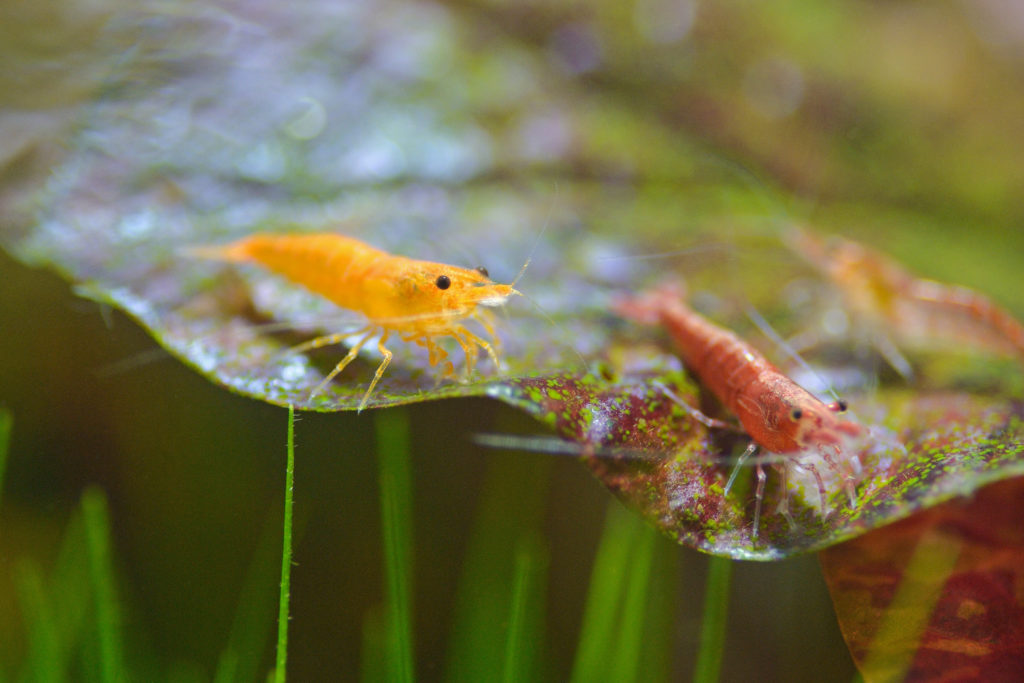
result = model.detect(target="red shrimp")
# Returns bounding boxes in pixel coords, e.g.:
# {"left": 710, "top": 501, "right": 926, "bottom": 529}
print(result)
{"left": 613, "top": 284, "right": 864, "bottom": 538}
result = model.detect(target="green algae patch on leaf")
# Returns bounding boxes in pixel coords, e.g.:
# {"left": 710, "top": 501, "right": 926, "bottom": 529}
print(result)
{"left": 821, "top": 476, "right": 1024, "bottom": 682}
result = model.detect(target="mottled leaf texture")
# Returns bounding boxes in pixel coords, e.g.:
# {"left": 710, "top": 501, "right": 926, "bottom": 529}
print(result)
{"left": 1, "top": 0, "right": 1023, "bottom": 560}
{"left": 821, "top": 477, "right": 1024, "bottom": 682}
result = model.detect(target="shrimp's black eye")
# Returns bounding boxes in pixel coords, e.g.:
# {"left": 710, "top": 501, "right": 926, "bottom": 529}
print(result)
{"left": 790, "top": 408, "right": 803, "bottom": 421}
{"left": 435, "top": 275, "right": 451, "bottom": 290}
{"left": 475, "top": 266, "right": 489, "bottom": 278}
{"left": 833, "top": 399, "right": 848, "bottom": 413}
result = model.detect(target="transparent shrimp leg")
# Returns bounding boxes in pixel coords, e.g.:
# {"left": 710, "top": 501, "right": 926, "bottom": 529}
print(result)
{"left": 355, "top": 332, "right": 393, "bottom": 413}
{"left": 752, "top": 459, "right": 768, "bottom": 541}
{"left": 454, "top": 325, "right": 502, "bottom": 378}
{"left": 722, "top": 442, "right": 767, "bottom": 540}
{"left": 773, "top": 462, "right": 798, "bottom": 531}
{"left": 473, "top": 308, "right": 502, "bottom": 355}
{"left": 813, "top": 446, "right": 857, "bottom": 509}
{"left": 286, "top": 328, "right": 368, "bottom": 357}
{"left": 804, "top": 458, "right": 831, "bottom": 517}
{"left": 307, "top": 327, "right": 377, "bottom": 398}
{"left": 451, "top": 330, "right": 479, "bottom": 381}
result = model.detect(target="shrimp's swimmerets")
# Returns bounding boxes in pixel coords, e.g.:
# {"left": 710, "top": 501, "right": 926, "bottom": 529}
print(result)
{"left": 613, "top": 284, "right": 864, "bottom": 539}
{"left": 188, "top": 233, "right": 521, "bottom": 411}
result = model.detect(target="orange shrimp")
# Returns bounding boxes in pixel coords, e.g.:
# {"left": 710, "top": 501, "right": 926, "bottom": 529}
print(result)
{"left": 613, "top": 284, "right": 863, "bottom": 538}
{"left": 790, "top": 228, "right": 1024, "bottom": 375}
{"left": 188, "top": 233, "right": 521, "bottom": 411}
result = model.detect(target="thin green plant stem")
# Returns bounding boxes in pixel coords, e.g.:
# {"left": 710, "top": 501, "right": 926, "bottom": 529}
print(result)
{"left": 444, "top": 441, "right": 550, "bottom": 682}
{"left": 608, "top": 521, "right": 657, "bottom": 683}
{"left": 81, "top": 487, "right": 124, "bottom": 683}
{"left": 502, "top": 535, "right": 547, "bottom": 683}
{"left": 274, "top": 404, "right": 296, "bottom": 683}
{"left": 693, "top": 555, "right": 734, "bottom": 683}
{"left": 375, "top": 408, "right": 415, "bottom": 683}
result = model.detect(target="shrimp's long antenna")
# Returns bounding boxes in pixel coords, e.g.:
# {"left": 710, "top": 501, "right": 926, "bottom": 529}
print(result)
{"left": 499, "top": 183, "right": 587, "bottom": 372}
{"left": 472, "top": 433, "right": 658, "bottom": 462}
{"left": 742, "top": 301, "right": 844, "bottom": 405}
{"left": 508, "top": 182, "right": 561, "bottom": 290}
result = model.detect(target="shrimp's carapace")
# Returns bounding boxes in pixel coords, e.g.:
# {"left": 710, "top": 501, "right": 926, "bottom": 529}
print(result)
{"left": 188, "top": 233, "right": 521, "bottom": 410}
{"left": 790, "top": 228, "right": 1024, "bottom": 370}
{"left": 614, "top": 284, "right": 863, "bottom": 537}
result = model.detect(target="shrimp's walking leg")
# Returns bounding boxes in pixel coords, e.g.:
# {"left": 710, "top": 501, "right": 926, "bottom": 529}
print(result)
{"left": 775, "top": 462, "right": 797, "bottom": 530}
{"left": 287, "top": 329, "right": 367, "bottom": 356}
{"left": 722, "top": 441, "right": 768, "bottom": 539}
{"left": 812, "top": 446, "right": 856, "bottom": 511}
{"left": 357, "top": 331, "right": 393, "bottom": 413}
{"left": 804, "top": 460, "right": 830, "bottom": 517}
{"left": 309, "top": 327, "right": 376, "bottom": 398}
{"left": 473, "top": 309, "right": 502, "bottom": 354}
{"left": 451, "top": 330, "right": 478, "bottom": 380}
{"left": 724, "top": 442, "right": 758, "bottom": 495}
{"left": 752, "top": 460, "right": 768, "bottom": 540}
{"left": 655, "top": 381, "right": 738, "bottom": 432}
{"left": 456, "top": 326, "right": 501, "bottom": 375}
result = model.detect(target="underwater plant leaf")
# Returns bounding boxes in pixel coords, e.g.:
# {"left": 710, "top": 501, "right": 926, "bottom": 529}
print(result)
{"left": 820, "top": 477, "right": 1024, "bottom": 681}
{"left": 1, "top": 0, "right": 1024, "bottom": 560}
{"left": 0, "top": 0, "right": 787, "bottom": 414}
{"left": 495, "top": 373, "right": 1024, "bottom": 560}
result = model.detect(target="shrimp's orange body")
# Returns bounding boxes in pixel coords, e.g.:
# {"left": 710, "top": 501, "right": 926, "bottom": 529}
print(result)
{"left": 614, "top": 285, "right": 863, "bottom": 537}
{"left": 191, "top": 233, "right": 520, "bottom": 410}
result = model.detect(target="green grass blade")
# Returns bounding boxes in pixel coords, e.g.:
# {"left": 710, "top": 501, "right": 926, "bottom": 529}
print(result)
{"left": 501, "top": 534, "right": 548, "bottom": 683}
{"left": 444, "top": 444, "right": 549, "bottom": 682}
{"left": 0, "top": 408, "right": 11, "bottom": 511}
{"left": 570, "top": 502, "right": 638, "bottom": 683}
{"left": 14, "top": 559, "right": 63, "bottom": 682}
{"left": 273, "top": 404, "right": 297, "bottom": 683}
{"left": 693, "top": 555, "right": 733, "bottom": 683}
{"left": 375, "top": 408, "right": 415, "bottom": 683}
{"left": 607, "top": 522, "right": 657, "bottom": 683}
{"left": 42, "top": 505, "right": 92, "bottom": 671}
{"left": 81, "top": 487, "right": 125, "bottom": 683}
{"left": 360, "top": 605, "right": 388, "bottom": 683}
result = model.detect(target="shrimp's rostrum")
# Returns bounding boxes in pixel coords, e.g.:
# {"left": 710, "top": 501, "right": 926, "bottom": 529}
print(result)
{"left": 614, "top": 284, "right": 864, "bottom": 538}
{"left": 190, "top": 233, "right": 520, "bottom": 410}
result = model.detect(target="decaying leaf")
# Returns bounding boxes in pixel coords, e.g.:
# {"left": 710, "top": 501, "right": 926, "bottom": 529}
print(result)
{"left": 821, "top": 477, "right": 1024, "bottom": 681}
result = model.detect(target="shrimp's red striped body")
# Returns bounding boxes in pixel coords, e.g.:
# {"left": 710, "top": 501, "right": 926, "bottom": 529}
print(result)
{"left": 614, "top": 285, "right": 864, "bottom": 537}
{"left": 189, "top": 233, "right": 520, "bottom": 411}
